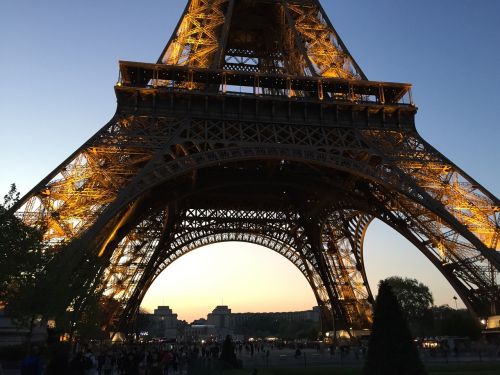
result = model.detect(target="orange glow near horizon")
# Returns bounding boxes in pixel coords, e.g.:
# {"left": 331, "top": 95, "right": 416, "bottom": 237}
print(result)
{"left": 141, "top": 220, "right": 466, "bottom": 323}
{"left": 140, "top": 242, "right": 317, "bottom": 323}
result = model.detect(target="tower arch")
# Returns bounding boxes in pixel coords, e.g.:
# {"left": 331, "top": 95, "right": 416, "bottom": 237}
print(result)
{"left": 9, "top": 0, "right": 498, "bottom": 336}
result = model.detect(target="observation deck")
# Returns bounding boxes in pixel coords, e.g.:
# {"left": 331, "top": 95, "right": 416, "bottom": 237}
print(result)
{"left": 116, "top": 62, "right": 417, "bottom": 130}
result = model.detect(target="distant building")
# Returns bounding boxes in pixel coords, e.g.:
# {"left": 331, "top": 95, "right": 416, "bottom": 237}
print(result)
{"left": 188, "top": 305, "right": 321, "bottom": 341}
{"left": 484, "top": 315, "right": 500, "bottom": 344}
{"left": 191, "top": 318, "right": 208, "bottom": 326}
{"left": 153, "top": 306, "right": 178, "bottom": 339}
{"left": 140, "top": 305, "right": 321, "bottom": 342}
{"left": 0, "top": 309, "right": 47, "bottom": 347}
{"left": 138, "top": 306, "right": 179, "bottom": 339}
{"left": 186, "top": 324, "right": 218, "bottom": 342}
{"left": 207, "top": 306, "right": 234, "bottom": 340}
{"left": 486, "top": 315, "right": 500, "bottom": 330}
{"left": 231, "top": 306, "right": 321, "bottom": 326}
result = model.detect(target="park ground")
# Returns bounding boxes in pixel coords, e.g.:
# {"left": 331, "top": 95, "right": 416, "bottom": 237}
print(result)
{"left": 2, "top": 361, "right": 499, "bottom": 375}
{"left": 225, "top": 362, "right": 500, "bottom": 375}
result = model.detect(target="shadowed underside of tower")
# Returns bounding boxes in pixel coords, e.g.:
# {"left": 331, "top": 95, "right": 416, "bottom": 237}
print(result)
{"left": 13, "top": 0, "right": 499, "bottom": 335}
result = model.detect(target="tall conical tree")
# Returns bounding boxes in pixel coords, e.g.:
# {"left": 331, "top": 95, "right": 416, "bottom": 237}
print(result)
{"left": 364, "top": 280, "right": 426, "bottom": 375}
{"left": 220, "top": 335, "right": 239, "bottom": 369}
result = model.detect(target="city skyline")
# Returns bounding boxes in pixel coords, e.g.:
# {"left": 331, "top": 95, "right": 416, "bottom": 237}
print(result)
{"left": 143, "top": 302, "right": 320, "bottom": 324}
{"left": 1, "top": 1, "right": 498, "bottom": 323}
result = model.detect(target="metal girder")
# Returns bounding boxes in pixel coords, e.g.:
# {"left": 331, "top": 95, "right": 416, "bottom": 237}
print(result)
{"left": 98, "top": 195, "right": 375, "bottom": 333}
{"left": 285, "top": 0, "right": 363, "bottom": 79}
{"left": 159, "top": 0, "right": 229, "bottom": 68}
{"left": 13, "top": 106, "right": 500, "bottom": 328}
{"left": 156, "top": 0, "right": 364, "bottom": 80}
{"left": 320, "top": 210, "right": 373, "bottom": 328}
{"left": 13, "top": 115, "right": 183, "bottom": 244}
{"left": 117, "top": 62, "right": 412, "bottom": 104}
{"left": 13, "top": 104, "right": 499, "bottom": 329}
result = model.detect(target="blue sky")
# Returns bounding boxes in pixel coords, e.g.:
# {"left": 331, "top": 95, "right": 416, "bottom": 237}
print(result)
{"left": 1, "top": 0, "right": 498, "bottom": 320}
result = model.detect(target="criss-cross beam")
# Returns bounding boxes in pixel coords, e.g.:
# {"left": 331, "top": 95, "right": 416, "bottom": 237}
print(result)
{"left": 102, "top": 206, "right": 338, "bottom": 333}
{"left": 319, "top": 210, "right": 373, "bottom": 329}
{"left": 157, "top": 0, "right": 365, "bottom": 79}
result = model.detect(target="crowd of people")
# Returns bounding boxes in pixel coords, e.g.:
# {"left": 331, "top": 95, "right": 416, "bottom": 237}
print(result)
{"left": 20, "top": 343, "right": 197, "bottom": 375}
{"left": 11, "top": 338, "right": 500, "bottom": 374}
{"left": 17, "top": 339, "right": 253, "bottom": 375}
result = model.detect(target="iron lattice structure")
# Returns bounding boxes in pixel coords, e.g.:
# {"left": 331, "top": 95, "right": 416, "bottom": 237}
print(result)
{"left": 13, "top": 0, "right": 499, "bottom": 334}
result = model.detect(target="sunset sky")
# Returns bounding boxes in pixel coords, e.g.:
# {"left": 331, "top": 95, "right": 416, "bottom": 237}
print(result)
{"left": 1, "top": 0, "right": 498, "bottom": 323}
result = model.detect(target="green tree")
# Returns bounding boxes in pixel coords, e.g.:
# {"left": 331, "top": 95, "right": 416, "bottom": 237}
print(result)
{"left": 431, "top": 305, "right": 481, "bottom": 340}
{"left": 1, "top": 185, "right": 106, "bottom": 340}
{"left": 0, "top": 184, "right": 46, "bottom": 311}
{"left": 32, "top": 241, "right": 107, "bottom": 339}
{"left": 234, "top": 315, "right": 319, "bottom": 340}
{"left": 384, "top": 277, "right": 433, "bottom": 320}
{"left": 0, "top": 184, "right": 52, "bottom": 341}
{"left": 364, "top": 281, "right": 426, "bottom": 375}
{"left": 384, "top": 276, "right": 434, "bottom": 336}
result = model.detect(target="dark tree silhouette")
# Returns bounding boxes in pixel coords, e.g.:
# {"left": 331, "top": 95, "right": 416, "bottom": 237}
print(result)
{"left": 1, "top": 184, "right": 106, "bottom": 340}
{"left": 364, "top": 280, "right": 426, "bottom": 375}
{"left": 384, "top": 277, "right": 433, "bottom": 320}
{"left": 0, "top": 184, "right": 45, "bottom": 309}
{"left": 384, "top": 276, "right": 434, "bottom": 337}
{"left": 430, "top": 305, "right": 481, "bottom": 340}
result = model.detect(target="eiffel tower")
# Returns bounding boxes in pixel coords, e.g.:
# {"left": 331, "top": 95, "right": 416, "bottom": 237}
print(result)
{"left": 13, "top": 0, "right": 499, "bottom": 334}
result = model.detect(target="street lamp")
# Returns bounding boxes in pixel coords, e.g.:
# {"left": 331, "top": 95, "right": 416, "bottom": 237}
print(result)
{"left": 453, "top": 296, "right": 458, "bottom": 310}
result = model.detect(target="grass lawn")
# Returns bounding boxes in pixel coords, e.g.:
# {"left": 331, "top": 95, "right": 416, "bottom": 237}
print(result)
{"left": 223, "top": 362, "right": 500, "bottom": 375}
{"left": 426, "top": 362, "right": 500, "bottom": 375}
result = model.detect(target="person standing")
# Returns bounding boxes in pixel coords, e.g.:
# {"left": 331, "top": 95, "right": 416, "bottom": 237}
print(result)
{"left": 45, "top": 344, "right": 70, "bottom": 374}
{"left": 83, "top": 349, "right": 98, "bottom": 375}
{"left": 69, "top": 352, "right": 85, "bottom": 375}
{"left": 21, "top": 346, "right": 43, "bottom": 375}
{"left": 97, "top": 351, "right": 105, "bottom": 375}
{"left": 101, "top": 351, "right": 115, "bottom": 375}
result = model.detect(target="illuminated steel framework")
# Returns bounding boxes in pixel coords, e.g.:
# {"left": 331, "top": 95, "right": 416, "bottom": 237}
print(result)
{"left": 14, "top": 0, "right": 499, "bottom": 334}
